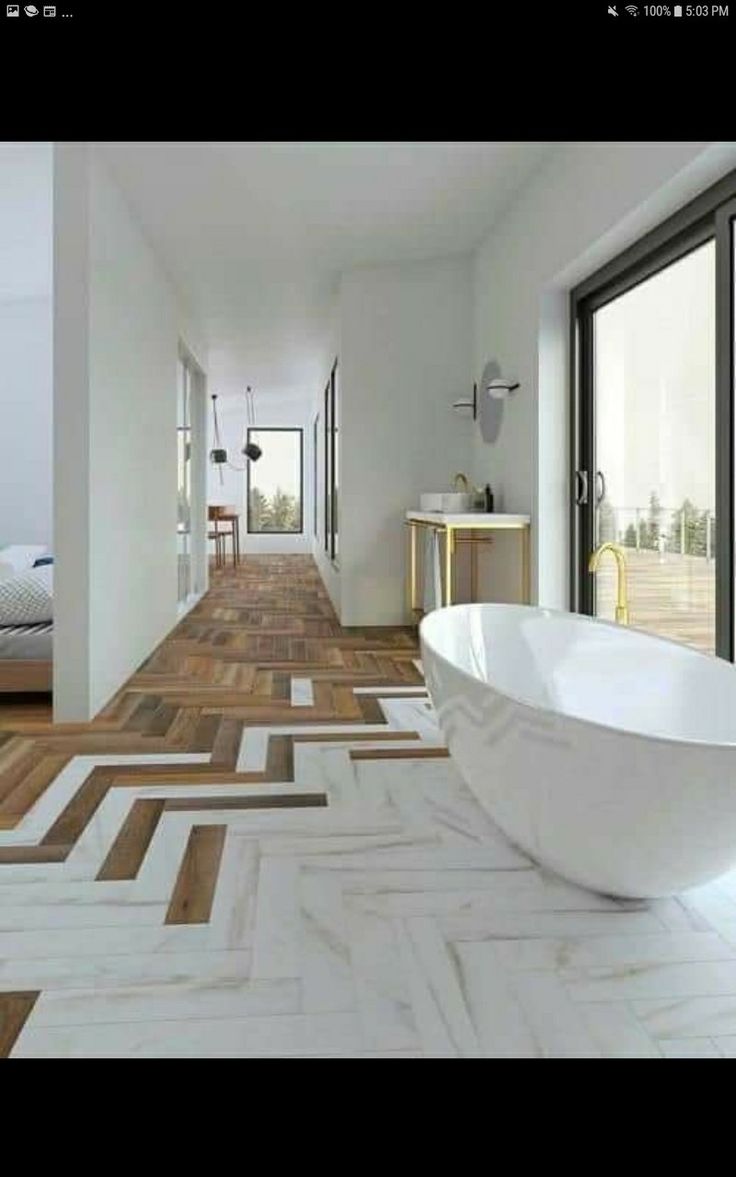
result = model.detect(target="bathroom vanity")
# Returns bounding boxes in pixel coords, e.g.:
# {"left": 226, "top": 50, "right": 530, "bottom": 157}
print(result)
{"left": 405, "top": 510, "right": 531, "bottom": 617}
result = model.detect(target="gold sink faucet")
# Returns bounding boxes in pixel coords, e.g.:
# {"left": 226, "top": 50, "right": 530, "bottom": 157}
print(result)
{"left": 453, "top": 473, "right": 470, "bottom": 492}
{"left": 588, "top": 542, "right": 629, "bottom": 625}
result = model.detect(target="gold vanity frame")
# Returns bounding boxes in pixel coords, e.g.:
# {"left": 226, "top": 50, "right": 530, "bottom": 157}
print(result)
{"left": 406, "top": 515, "right": 532, "bottom": 618}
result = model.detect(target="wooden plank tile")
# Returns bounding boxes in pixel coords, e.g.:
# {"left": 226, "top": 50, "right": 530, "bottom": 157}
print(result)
{"left": 165, "top": 825, "right": 227, "bottom": 925}
{"left": 0, "top": 991, "right": 40, "bottom": 1058}
{"left": 96, "top": 799, "right": 166, "bottom": 881}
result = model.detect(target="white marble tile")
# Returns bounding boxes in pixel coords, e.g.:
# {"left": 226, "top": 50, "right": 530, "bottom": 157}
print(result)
{"left": 236, "top": 728, "right": 270, "bottom": 773}
{"left": 509, "top": 972, "right": 601, "bottom": 1058}
{"left": 347, "top": 899, "right": 419, "bottom": 1053}
{"left": 0, "top": 896, "right": 168, "bottom": 931}
{"left": 713, "top": 1035, "right": 736, "bottom": 1057}
{"left": 264, "top": 832, "right": 437, "bottom": 858}
{"left": 440, "top": 908, "right": 665, "bottom": 942}
{"left": 299, "top": 869, "right": 355, "bottom": 1013}
{"left": 0, "top": 922, "right": 213, "bottom": 961}
{"left": 650, "top": 896, "right": 712, "bottom": 932}
{"left": 633, "top": 995, "right": 736, "bottom": 1040}
{"left": 578, "top": 1002, "right": 659, "bottom": 1059}
{"left": 0, "top": 949, "right": 253, "bottom": 992}
{"left": 251, "top": 857, "right": 302, "bottom": 979}
{"left": 29, "top": 976, "right": 300, "bottom": 1027}
{"left": 659, "top": 1037, "right": 721, "bottom": 1058}
{"left": 290, "top": 677, "right": 314, "bottom": 707}
{"left": 397, "top": 917, "right": 481, "bottom": 1058}
{"left": 12, "top": 1011, "right": 363, "bottom": 1058}
{"left": 454, "top": 941, "right": 540, "bottom": 1058}
{"left": 207, "top": 835, "right": 259, "bottom": 949}
{"left": 296, "top": 844, "right": 525, "bottom": 873}
{"left": 495, "top": 932, "right": 734, "bottom": 974}
{"left": 341, "top": 870, "right": 643, "bottom": 919}
{"left": 379, "top": 698, "right": 443, "bottom": 743}
{"left": 294, "top": 745, "right": 362, "bottom": 806}
{"left": 567, "top": 960, "right": 736, "bottom": 1003}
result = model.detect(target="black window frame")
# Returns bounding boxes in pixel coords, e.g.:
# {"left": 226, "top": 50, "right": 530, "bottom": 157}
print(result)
{"left": 571, "top": 168, "right": 736, "bottom": 661}
{"left": 246, "top": 426, "right": 304, "bottom": 536}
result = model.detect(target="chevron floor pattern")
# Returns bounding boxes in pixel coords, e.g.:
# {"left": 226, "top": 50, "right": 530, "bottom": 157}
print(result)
{"left": 3, "top": 556, "right": 736, "bottom": 1056}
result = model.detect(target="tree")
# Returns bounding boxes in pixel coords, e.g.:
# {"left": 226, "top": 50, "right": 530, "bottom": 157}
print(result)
{"left": 623, "top": 522, "right": 637, "bottom": 548}
{"left": 647, "top": 491, "right": 662, "bottom": 551}
{"left": 268, "top": 487, "right": 299, "bottom": 532}
{"left": 249, "top": 487, "right": 270, "bottom": 532}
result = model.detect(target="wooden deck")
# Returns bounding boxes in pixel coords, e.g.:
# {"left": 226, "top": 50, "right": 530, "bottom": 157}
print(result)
{"left": 595, "top": 548, "right": 716, "bottom": 653}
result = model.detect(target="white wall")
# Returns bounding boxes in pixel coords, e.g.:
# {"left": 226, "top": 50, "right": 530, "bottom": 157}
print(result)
{"left": 0, "top": 299, "right": 52, "bottom": 546}
{"left": 328, "top": 255, "right": 473, "bottom": 626}
{"left": 208, "top": 389, "right": 314, "bottom": 555}
{"left": 471, "top": 141, "right": 736, "bottom": 610}
{"left": 0, "top": 142, "right": 53, "bottom": 549}
{"left": 54, "top": 144, "right": 207, "bottom": 721}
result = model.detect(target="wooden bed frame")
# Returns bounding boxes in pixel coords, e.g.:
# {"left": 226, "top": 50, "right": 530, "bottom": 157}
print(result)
{"left": 0, "top": 661, "right": 52, "bottom": 692}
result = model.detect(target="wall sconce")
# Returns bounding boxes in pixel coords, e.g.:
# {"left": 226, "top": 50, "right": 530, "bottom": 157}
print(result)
{"left": 486, "top": 376, "right": 520, "bottom": 399}
{"left": 452, "top": 383, "right": 478, "bottom": 419}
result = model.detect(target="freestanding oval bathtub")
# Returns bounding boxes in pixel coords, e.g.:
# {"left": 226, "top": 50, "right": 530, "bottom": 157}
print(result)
{"left": 420, "top": 603, "right": 736, "bottom": 899}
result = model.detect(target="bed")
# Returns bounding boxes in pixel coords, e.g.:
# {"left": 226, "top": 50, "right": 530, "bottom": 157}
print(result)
{"left": 0, "top": 546, "right": 53, "bottom": 694}
{"left": 0, "top": 622, "right": 53, "bottom": 691}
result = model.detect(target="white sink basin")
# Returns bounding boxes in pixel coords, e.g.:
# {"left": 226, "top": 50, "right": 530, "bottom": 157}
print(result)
{"left": 420, "top": 492, "right": 474, "bottom": 512}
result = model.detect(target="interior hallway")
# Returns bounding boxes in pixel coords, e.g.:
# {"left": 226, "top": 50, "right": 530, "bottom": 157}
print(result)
{"left": 2, "top": 557, "right": 736, "bottom": 1057}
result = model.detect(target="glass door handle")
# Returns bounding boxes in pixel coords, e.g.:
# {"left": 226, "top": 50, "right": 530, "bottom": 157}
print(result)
{"left": 574, "top": 469, "right": 589, "bottom": 505}
{"left": 595, "top": 471, "right": 606, "bottom": 504}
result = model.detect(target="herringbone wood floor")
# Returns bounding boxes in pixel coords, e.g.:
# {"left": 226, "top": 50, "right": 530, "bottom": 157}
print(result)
{"left": 4, "top": 556, "right": 736, "bottom": 1058}
{"left": 0, "top": 556, "right": 429, "bottom": 1054}
{"left": 0, "top": 556, "right": 422, "bottom": 837}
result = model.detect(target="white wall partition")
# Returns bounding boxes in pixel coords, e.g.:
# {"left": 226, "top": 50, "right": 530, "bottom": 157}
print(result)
{"left": 318, "top": 255, "right": 472, "bottom": 627}
{"left": 53, "top": 144, "right": 207, "bottom": 721}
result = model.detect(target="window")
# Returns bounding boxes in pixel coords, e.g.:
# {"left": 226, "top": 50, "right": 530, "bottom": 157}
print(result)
{"left": 572, "top": 170, "right": 736, "bottom": 659}
{"left": 246, "top": 428, "right": 303, "bottom": 534}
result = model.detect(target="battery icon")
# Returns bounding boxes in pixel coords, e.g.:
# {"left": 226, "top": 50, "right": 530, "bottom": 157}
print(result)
{"left": 674, "top": 3, "right": 682, "bottom": 12}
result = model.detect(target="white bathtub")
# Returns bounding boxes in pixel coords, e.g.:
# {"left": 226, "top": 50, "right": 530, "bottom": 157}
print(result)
{"left": 420, "top": 603, "right": 736, "bottom": 899}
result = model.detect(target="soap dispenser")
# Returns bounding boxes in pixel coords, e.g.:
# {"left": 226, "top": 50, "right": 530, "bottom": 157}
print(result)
{"left": 484, "top": 484, "right": 495, "bottom": 513}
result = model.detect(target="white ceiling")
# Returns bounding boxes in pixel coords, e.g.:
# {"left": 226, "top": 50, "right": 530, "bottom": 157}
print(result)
{"left": 98, "top": 142, "right": 555, "bottom": 400}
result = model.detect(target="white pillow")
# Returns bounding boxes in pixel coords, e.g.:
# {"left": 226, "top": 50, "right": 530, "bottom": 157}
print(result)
{"left": 0, "top": 545, "right": 48, "bottom": 583}
{"left": 0, "top": 565, "right": 53, "bottom": 625}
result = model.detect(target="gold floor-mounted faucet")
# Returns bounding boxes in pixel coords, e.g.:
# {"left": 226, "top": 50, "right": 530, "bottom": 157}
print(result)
{"left": 453, "top": 472, "right": 470, "bottom": 492}
{"left": 588, "top": 542, "right": 629, "bottom": 625}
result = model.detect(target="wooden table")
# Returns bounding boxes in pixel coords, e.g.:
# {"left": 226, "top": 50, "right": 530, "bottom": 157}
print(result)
{"left": 405, "top": 511, "right": 531, "bottom": 617}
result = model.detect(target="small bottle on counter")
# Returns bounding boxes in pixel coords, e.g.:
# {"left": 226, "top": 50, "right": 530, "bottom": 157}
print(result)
{"left": 484, "top": 484, "right": 494, "bottom": 512}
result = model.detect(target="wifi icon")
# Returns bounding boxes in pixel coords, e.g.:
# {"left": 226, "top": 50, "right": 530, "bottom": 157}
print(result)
{"left": 626, "top": 4, "right": 639, "bottom": 12}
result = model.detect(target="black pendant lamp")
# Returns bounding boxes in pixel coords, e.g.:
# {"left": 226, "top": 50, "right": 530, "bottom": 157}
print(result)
{"left": 209, "top": 387, "right": 263, "bottom": 482}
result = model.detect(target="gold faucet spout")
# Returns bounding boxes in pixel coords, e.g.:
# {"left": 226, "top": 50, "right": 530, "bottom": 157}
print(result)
{"left": 588, "top": 542, "right": 629, "bottom": 625}
{"left": 453, "top": 472, "right": 470, "bottom": 492}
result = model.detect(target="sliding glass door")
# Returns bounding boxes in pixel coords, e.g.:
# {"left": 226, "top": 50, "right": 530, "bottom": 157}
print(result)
{"left": 573, "top": 173, "right": 736, "bottom": 660}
